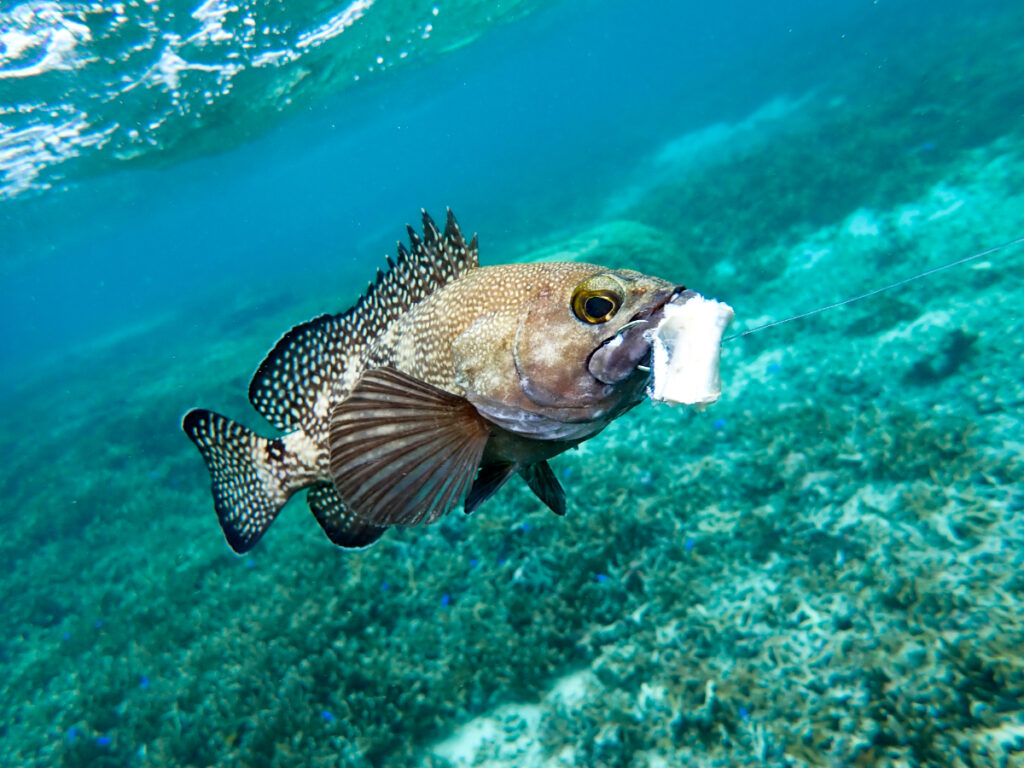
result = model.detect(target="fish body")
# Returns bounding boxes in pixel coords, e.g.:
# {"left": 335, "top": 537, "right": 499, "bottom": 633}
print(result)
{"left": 183, "top": 211, "right": 683, "bottom": 552}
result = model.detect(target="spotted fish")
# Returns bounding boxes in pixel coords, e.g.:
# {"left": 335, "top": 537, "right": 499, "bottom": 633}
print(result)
{"left": 182, "top": 210, "right": 687, "bottom": 553}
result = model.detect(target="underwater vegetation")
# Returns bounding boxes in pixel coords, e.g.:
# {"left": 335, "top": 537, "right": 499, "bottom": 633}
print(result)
{"left": 2, "top": 3, "right": 1024, "bottom": 768}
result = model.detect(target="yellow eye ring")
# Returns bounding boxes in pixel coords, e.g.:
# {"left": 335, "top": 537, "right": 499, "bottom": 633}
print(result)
{"left": 572, "top": 287, "right": 622, "bottom": 324}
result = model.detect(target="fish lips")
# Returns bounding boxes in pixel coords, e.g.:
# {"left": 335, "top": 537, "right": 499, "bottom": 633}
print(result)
{"left": 587, "top": 287, "right": 689, "bottom": 384}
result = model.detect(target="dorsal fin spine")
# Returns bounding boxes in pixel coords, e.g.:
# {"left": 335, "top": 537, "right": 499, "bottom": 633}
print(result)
{"left": 407, "top": 226, "right": 422, "bottom": 253}
{"left": 443, "top": 208, "right": 458, "bottom": 240}
{"left": 247, "top": 211, "right": 479, "bottom": 434}
{"left": 423, "top": 216, "right": 440, "bottom": 249}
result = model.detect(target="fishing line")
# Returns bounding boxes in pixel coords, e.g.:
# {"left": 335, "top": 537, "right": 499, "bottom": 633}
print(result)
{"left": 722, "top": 235, "right": 1024, "bottom": 342}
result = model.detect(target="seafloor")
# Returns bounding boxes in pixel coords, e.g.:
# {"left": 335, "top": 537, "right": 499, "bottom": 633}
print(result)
{"left": 3, "top": 14, "right": 1024, "bottom": 768}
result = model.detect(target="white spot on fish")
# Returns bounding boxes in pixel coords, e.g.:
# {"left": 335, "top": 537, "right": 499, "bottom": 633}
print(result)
{"left": 282, "top": 430, "right": 324, "bottom": 471}
{"left": 313, "top": 391, "right": 330, "bottom": 419}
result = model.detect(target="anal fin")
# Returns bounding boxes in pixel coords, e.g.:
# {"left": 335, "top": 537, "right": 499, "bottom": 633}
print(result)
{"left": 307, "top": 483, "right": 387, "bottom": 549}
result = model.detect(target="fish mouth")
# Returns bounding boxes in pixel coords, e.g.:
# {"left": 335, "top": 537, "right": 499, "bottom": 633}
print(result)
{"left": 587, "top": 286, "right": 688, "bottom": 385}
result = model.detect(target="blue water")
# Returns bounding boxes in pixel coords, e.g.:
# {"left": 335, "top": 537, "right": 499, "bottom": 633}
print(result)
{"left": 3, "top": 0, "right": 1024, "bottom": 765}
{"left": 3, "top": 0, "right": 888, "bottom": 383}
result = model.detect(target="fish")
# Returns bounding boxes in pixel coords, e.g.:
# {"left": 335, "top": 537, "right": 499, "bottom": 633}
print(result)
{"left": 182, "top": 209, "right": 691, "bottom": 553}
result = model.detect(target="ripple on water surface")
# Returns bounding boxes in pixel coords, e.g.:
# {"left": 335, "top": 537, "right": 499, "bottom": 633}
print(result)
{"left": 0, "top": 0, "right": 545, "bottom": 199}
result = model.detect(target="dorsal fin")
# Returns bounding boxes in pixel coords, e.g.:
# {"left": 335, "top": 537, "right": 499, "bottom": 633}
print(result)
{"left": 248, "top": 210, "right": 478, "bottom": 434}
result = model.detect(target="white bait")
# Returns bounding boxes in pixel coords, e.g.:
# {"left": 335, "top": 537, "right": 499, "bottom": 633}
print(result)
{"left": 646, "top": 294, "right": 734, "bottom": 409}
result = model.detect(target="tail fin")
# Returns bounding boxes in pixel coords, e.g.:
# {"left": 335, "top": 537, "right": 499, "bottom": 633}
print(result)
{"left": 182, "top": 409, "right": 291, "bottom": 553}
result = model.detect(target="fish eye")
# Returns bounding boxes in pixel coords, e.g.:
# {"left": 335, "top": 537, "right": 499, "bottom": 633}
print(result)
{"left": 572, "top": 277, "right": 623, "bottom": 324}
{"left": 584, "top": 294, "right": 616, "bottom": 319}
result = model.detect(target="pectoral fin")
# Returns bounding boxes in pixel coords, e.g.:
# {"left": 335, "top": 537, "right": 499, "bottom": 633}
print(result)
{"left": 328, "top": 368, "right": 490, "bottom": 527}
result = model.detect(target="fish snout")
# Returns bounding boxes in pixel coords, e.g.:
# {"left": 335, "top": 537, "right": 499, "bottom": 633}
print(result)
{"left": 587, "top": 285, "right": 687, "bottom": 384}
